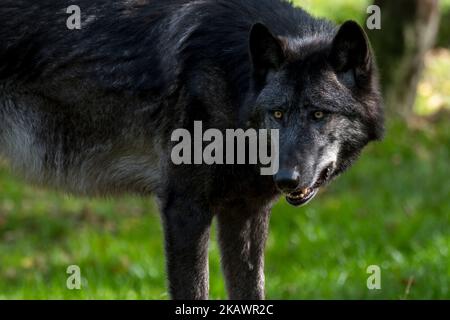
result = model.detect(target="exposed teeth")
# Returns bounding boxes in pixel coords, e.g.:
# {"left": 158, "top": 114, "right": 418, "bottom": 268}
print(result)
{"left": 289, "top": 188, "right": 311, "bottom": 200}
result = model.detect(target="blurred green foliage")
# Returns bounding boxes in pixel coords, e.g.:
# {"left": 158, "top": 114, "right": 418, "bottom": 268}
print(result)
{"left": 0, "top": 0, "right": 448, "bottom": 299}
{"left": 297, "top": 0, "right": 370, "bottom": 24}
{"left": 437, "top": 0, "right": 450, "bottom": 48}
{"left": 298, "top": 0, "right": 450, "bottom": 48}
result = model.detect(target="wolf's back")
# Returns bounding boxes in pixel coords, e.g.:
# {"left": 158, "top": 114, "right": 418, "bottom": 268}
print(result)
{"left": 0, "top": 0, "right": 183, "bottom": 90}
{"left": 0, "top": 0, "right": 332, "bottom": 94}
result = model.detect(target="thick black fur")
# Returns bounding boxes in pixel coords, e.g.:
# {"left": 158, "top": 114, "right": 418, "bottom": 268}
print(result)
{"left": 0, "top": 0, "right": 384, "bottom": 299}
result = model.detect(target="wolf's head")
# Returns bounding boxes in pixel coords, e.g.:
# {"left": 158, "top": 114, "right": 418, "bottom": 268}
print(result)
{"left": 247, "top": 21, "right": 384, "bottom": 206}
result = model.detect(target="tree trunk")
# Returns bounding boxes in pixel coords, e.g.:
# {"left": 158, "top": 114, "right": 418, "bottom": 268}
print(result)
{"left": 367, "top": 0, "right": 440, "bottom": 118}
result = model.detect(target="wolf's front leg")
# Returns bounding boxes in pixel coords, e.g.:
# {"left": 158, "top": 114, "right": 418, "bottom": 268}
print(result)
{"left": 217, "top": 203, "right": 271, "bottom": 300}
{"left": 161, "top": 196, "right": 213, "bottom": 300}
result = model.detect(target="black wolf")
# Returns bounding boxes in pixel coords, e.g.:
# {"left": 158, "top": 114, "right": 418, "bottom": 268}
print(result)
{"left": 0, "top": 0, "right": 384, "bottom": 299}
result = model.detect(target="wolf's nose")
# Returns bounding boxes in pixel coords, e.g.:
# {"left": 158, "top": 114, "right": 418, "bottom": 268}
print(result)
{"left": 274, "top": 169, "right": 300, "bottom": 193}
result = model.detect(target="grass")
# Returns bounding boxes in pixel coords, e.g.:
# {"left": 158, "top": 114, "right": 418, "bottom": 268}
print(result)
{"left": 264, "top": 118, "right": 449, "bottom": 299}
{"left": 1, "top": 116, "right": 448, "bottom": 299}
{"left": 0, "top": 0, "right": 449, "bottom": 300}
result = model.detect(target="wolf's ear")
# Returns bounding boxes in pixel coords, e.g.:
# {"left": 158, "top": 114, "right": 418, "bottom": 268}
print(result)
{"left": 249, "top": 23, "right": 285, "bottom": 86}
{"left": 329, "top": 21, "right": 373, "bottom": 86}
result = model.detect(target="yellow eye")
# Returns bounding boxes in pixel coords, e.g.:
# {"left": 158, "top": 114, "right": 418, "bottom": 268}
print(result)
{"left": 314, "top": 111, "right": 325, "bottom": 119}
{"left": 273, "top": 111, "right": 283, "bottom": 119}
